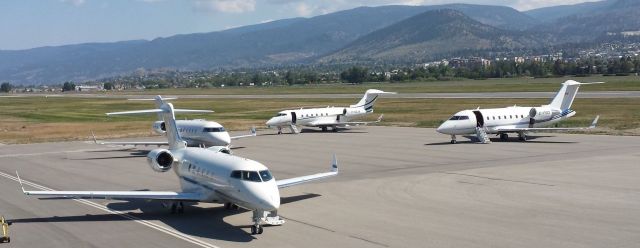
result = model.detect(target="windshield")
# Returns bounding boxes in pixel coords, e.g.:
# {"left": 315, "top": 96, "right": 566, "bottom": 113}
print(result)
{"left": 259, "top": 170, "right": 273, "bottom": 181}
{"left": 203, "top": 127, "right": 226, "bottom": 132}
{"left": 276, "top": 113, "right": 287, "bottom": 117}
{"left": 230, "top": 170, "right": 267, "bottom": 182}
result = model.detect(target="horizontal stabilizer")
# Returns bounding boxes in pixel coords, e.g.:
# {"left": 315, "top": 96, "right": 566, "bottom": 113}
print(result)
{"left": 106, "top": 108, "right": 212, "bottom": 116}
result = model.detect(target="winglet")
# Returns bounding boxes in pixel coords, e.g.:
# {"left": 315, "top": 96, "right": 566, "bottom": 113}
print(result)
{"left": 16, "top": 171, "right": 26, "bottom": 194}
{"left": 590, "top": 115, "right": 600, "bottom": 128}
{"left": 331, "top": 154, "right": 338, "bottom": 173}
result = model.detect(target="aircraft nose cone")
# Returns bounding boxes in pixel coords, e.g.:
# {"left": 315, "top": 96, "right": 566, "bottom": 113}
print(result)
{"left": 266, "top": 118, "right": 276, "bottom": 126}
{"left": 436, "top": 122, "right": 454, "bottom": 134}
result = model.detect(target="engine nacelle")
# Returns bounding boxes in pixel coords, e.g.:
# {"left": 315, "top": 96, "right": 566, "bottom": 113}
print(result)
{"left": 529, "top": 107, "right": 559, "bottom": 121}
{"left": 152, "top": 121, "right": 166, "bottom": 135}
{"left": 208, "top": 146, "right": 232, "bottom": 154}
{"left": 147, "top": 149, "right": 174, "bottom": 173}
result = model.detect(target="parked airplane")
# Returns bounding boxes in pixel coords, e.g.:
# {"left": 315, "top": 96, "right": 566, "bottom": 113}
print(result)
{"left": 436, "top": 80, "right": 601, "bottom": 144}
{"left": 98, "top": 96, "right": 255, "bottom": 150}
{"left": 17, "top": 102, "right": 338, "bottom": 235}
{"left": 266, "top": 89, "right": 395, "bottom": 134}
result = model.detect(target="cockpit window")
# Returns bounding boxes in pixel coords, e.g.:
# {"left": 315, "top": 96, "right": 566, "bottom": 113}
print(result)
{"left": 243, "top": 171, "right": 261, "bottom": 182}
{"left": 230, "top": 170, "right": 241, "bottom": 179}
{"left": 448, "top": 116, "right": 469, "bottom": 120}
{"left": 259, "top": 170, "right": 273, "bottom": 181}
{"left": 203, "top": 127, "right": 226, "bottom": 132}
{"left": 276, "top": 113, "right": 287, "bottom": 116}
{"left": 230, "top": 170, "right": 272, "bottom": 182}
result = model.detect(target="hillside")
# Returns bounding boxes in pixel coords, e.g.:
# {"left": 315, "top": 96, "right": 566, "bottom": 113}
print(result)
{"left": 530, "top": 0, "right": 640, "bottom": 43}
{"left": 0, "top": 4, "right": 539, "bottom": 84}
{"left": 524, "top": 0, "right": 612, "bottom": 23}
{"left": 321, "top": 9, "right": 544, "bottom": 63}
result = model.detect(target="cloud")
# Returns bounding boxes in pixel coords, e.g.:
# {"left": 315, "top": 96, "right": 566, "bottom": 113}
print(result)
{"left": 194, "top": 0, "right": 256, "bottom": 13}
{"left": 60, "top": 0, "right": 85, "bottom": 6}
{"left": 294, "top": 3, "right": 314, "bottom": 17}
{"left": 266, "top": 0, "right": 597, "bottom": 14}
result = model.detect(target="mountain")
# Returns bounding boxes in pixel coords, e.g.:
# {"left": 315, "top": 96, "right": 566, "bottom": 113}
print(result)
{"left": 0, "top": 4, "right": 538, "bottom": 84}
{"left": 524, "top": 0, "right": 612, "bottom": 23}
{"left": 530, "top": 0, "right": 640, "bottom": 42}
{"left": 321, "top": 10, "right": 545, "bottom": 63}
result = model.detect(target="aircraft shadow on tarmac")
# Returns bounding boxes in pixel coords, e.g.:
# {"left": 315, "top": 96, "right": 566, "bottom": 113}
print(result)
{"left": 260, "top": 128, "right": 368, "bottom": 136}
{"left": 425, "top": 135, "right": 578, "bottom": 145}
{"left": 71, "top": 150, "right": 149, "bottom": 160}
{"left": 12, "top": 193, "right": 321, "bottom": 242}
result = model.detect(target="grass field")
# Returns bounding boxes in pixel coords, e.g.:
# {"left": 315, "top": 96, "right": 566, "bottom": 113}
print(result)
{"left": 104, "top": 75, "right": 640, "bottom": 95}
{"left": 1, "top": 96, "right": 638, "bottom": 144}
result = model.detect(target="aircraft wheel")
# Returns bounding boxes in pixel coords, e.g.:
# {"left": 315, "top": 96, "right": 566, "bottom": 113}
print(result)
{"left": 251, "top": 225, "right": 258, "bottom": 235}
{"left": 332, "top": 127, "right": 338, "bottom": 132}
{"left": 177, "top": 202, "right": 184, "bottom": 213}
{"left": 6, "top": 237, "right": 9, "bottom": 243}
{"left": 321, "top": 126, "right": 327, "bottom": 132}
{"left": 450, "top": 140, "right": 456, "bottom": 144}
{"left": 500, "top": 133, "right": 508, "bottom": 141}
{"left": 258, "top": 225, "right": 264, "bottom": 234}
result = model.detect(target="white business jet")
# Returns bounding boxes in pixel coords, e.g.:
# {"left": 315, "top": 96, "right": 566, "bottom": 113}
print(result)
{"left": 436, "top": 80, "right": 601, "bottom": 144}
{"left": 266, "top": 89, "right": 395, "bottom": 134}
{"left": 98, "top": 95, "right": 255, "bottom": 150}
{"left": 17, "top": 102, "right": 338, "bottom": 235}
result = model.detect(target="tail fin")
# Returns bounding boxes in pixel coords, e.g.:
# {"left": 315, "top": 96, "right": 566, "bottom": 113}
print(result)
{"left": 159, "top": 103, "right": 186, "bottom": 150}
{"left": 349, "top": 89, "right": 396, "bottom": 112}
{"left": 106, "top": 104, "right": 212, "bottom": 150}
{"left": 548, "top": 80, "right": 604, "bottom": 110}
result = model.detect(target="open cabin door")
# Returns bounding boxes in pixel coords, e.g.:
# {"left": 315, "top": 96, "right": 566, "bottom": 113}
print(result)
{"left": 472, "top": 110, "right": 484, "bottom": 127}
{"left": 291, "top": 112, "right": 297, "bottom": 124}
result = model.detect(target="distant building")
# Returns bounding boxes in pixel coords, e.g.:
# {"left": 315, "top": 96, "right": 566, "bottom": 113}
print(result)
{"left": 75, "top": 85, "right": 101, "bottom": 92}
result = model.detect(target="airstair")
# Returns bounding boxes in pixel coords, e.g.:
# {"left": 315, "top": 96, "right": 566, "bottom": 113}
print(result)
{"left": 289, "top": 124, "right": 300, "bottom": 134}
{"left": 475, "top": 127, "right": 491, "bottom": 144}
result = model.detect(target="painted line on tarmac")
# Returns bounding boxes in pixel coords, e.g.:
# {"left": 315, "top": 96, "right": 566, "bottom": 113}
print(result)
{"left": 0, "top": 148, "right": 117, "bottom": 158}
{"left": 0, "top": 171, "right": 221, "bottom": 248}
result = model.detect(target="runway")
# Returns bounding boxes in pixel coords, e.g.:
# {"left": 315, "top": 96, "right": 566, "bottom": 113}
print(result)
{"left": 0, "top": 127, "right": 639, "bottom": 247}
{"left": 7, "top": 91, "right": 640, "bottom": 99}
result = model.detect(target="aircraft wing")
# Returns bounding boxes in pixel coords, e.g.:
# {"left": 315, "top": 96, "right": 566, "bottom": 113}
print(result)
{"left": 495, "top": 115, "right": 599, "bottom": 132}
{"left": 16, "top": 172, "right": 202, "bottom": 201}
{"left": 230, "top": 127, "right": 257, "bottom": 140}
{"left": 91, "top": 132, "right": 168, "bottom": 146}
{"left": 277, "top": 155, "right": 338, "bottom": 189}
{"left": 310, "top": 114, "right": 384, "bottom": 127}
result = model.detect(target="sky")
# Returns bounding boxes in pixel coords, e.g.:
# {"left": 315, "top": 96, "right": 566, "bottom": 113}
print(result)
{"left": 0, "top": 0, "right": 598, "bottom": 50}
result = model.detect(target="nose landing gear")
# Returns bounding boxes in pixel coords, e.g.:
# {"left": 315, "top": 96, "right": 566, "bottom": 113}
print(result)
{"left": 450, "top": 134, "right": 457, "bottom": 144}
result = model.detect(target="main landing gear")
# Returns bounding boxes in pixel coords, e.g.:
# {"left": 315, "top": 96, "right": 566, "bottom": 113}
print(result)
{"left": 518, "top": 131, "right": 527, "bottom": 141}
{"left": 499, "top": 133, "right": 508, "bottom": 141}
{"left": 450, "top": 134, "right": 457, "bottom": 144}
{"left": 321, "top": 126, "right": 328, "bottom": 132}
{"left": 164, "top": 201, "right": 184, "bottom": 214}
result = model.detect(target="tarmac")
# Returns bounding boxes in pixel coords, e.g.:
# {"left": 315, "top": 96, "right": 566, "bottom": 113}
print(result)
{"left": 0, "top": 126, "right": 639, "bottom": 247}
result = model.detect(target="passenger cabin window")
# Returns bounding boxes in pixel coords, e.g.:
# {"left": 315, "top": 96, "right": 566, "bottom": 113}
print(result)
{"left": 203, "top": 127, "right": 226, "bottom": 132}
